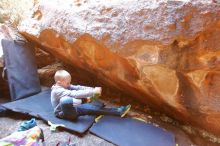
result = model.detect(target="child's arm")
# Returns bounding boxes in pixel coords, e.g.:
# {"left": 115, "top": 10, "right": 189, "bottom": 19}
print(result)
{"left": 58, "top": 88, "right": 97, "bottom": 99}
{"left": 69, "top": 85, "right": 94, "bottom": 90}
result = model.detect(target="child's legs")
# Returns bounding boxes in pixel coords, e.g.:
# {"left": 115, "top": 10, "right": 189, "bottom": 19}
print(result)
{"left": 59, "top": 96, "right": 78, "bottom": 120}
{"left": 76, "top": 103, "right": 121, "bottom": 116}
{"left": 60, "top": 98, "right": 122, "bottom": 119}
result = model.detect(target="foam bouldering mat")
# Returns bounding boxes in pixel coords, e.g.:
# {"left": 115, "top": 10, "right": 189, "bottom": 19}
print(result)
{"left": 90, "top": 116, "right": 175, "bottom": 146}
{"left": 1, "top": 39, "right": 41, "bottom": 101}
{"left": 2, "top": 89, "right": 104, "bottom": 134}
{"left": 0, "top": 105, "right": 8, "bottom": 117}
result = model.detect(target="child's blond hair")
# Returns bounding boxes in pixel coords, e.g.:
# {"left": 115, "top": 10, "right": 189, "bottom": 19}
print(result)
{"left": 54, "top": 70, "right": 71, "bottom": 82}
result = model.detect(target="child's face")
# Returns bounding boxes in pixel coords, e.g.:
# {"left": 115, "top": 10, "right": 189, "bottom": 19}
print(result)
{"left": 59, "top": 78, "right": 71, "bottom": 88}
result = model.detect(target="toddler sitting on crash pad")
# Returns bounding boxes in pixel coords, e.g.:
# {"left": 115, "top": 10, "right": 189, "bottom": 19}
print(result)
{"left": 51, "top": 70, "right": 131, "bottom": 120}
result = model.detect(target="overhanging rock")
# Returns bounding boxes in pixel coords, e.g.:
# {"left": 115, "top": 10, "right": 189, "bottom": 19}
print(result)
{"left": 18, "top": 0, "right": 220, "bottom": 135}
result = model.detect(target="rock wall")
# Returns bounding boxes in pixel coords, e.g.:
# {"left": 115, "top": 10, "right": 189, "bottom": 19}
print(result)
{"left": 18, "top": 0, "right": 220, "bottom": 135}
{"left": 0, "top": 0, "right": 36, "bottom": 25}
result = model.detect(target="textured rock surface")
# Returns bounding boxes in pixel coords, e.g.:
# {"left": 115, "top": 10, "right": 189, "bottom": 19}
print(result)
{"left": 0, "top": 0, "right": 35, "bottom": 25}
{"left": 18, "top": 0, "right": 220, "bottom": 135}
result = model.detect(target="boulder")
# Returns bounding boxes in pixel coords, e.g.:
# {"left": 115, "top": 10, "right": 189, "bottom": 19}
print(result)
{"left": 0, "top": 0, "right": 35, "bottom": 25}
{"left": 18, "top": 0, "right": 220, "bottom": 135}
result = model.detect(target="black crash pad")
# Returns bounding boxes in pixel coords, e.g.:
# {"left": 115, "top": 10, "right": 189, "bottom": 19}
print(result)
{"left": 1, "top": 39, "right": 41, "bottom": 101}
{"left": 2, "top": 89, "right": 104, "bottom": 134}
{"left": 90, "top": 116, "right": 175, "bottom": 146}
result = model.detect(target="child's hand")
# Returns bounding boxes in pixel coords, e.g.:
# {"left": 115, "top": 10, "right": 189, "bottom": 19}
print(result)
{"left": 86, "top": 97, "right": 92, "bottom": 103}
{"left": 94, "top": 87, "right": 102, "bottom": 95}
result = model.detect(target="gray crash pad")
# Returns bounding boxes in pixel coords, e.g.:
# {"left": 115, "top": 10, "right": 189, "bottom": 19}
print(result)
{"left": 90, "top": 116, "right": 175, "bottom": 146}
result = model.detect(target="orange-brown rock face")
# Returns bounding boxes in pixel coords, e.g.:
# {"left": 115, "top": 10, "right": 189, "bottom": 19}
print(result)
{"left": 18, "top": 0, "right": 220, "bottom": 135}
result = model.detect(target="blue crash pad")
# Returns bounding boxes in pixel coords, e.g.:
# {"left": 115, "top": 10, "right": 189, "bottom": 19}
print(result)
{"left": 90, "top": 116, "right": 175, "bottom": 146}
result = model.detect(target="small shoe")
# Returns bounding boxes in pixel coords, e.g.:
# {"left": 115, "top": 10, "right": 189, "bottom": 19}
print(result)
{"left": 117, "top": 105, "right": 131, "bottom": 117}
{"left": 90, "top": 94, "right": 100, "bottom": 102}
{"left": 17, "top": 118, "right": 37, "bottom": 132}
